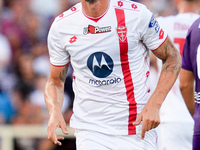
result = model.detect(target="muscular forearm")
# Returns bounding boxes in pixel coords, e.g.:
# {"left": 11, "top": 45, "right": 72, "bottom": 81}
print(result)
{"left": 132, "top": 44, "right": 181, "bottom": 139}
{"left": 45, "top": 64, "right": 69, "bottom": 114}
{"left": 151, "top": 37, "right": 182, "bottom": 107}
{"left": 44, "top": 72, "right": 69, "bottom": 145}
{"left": 44, "top": 79, "right": 65, "bottom": 114}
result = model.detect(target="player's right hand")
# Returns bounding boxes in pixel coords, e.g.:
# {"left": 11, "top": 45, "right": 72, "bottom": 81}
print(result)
{"left": 133, "top": 102, "right": 160, "bottom": 140}
{"left": 47, "top": 109, "right": 69, "bottom": 146}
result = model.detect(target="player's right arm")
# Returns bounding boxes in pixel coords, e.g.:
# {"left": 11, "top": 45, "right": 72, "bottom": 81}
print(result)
{"left": 180, "top": 68, "right": 195, "bottom": 116}
{"left": 44, "top": 64, "right": 70, "bottom": 146}
{"left": 133, "top": 36, "right": 181, "bottom": 139}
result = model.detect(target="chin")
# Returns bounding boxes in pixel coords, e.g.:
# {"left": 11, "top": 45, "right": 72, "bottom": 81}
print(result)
{"left": 85, "top": 0, "right": 97, "bottom": 4}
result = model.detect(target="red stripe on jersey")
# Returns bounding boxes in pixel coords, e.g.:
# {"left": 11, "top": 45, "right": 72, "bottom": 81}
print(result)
{"left": 115, "top": 8, "right": 137, "bottom": 135}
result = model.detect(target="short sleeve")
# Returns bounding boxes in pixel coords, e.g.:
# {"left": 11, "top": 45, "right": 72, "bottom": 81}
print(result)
{"left": 47, "top": 21, "right": 70, "bottom": 66}
{"left": 182, "top": 30, "right": 193, "bottom": 71}
{"left": 138, "top": 6, "right": 168, "bottom": 51}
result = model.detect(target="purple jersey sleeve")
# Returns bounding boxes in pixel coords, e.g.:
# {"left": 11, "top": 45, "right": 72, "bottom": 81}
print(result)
{"left": 182, "top": 17, "right": 200, "bottom": 72}
{"left": 182, "top": 17, "right": 200, "bottom": 79}
{"left": 182, "top": 33, "right": 193, "bottom": 71}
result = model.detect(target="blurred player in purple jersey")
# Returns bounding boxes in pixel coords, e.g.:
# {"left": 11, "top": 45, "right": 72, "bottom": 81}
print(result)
{"left": 180, "top": 17, "right": 200, "bottom": 150}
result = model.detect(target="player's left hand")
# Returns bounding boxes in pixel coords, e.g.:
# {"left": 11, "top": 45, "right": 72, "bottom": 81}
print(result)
{"left": 133, "top": 103, "right": 160, "bottom": 139}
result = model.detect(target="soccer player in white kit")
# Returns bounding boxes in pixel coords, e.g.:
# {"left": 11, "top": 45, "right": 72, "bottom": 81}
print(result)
{"left": 154, "top": 0, "right": 200, "bottom": 149}
{"left": 44, "top": 0, "right": 181, "bottom": 149}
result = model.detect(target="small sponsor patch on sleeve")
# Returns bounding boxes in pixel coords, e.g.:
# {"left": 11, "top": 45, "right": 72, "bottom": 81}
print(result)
{"left": 148, "top": 15, "right": 160, "bottom": 33}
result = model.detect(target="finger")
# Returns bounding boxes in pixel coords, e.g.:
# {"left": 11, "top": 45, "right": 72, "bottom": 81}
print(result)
{"left": 60, "top": 122, "right": 69, "bottom": 135}
{"left": 141, "top": 120, "right": 148, "bottom": 140}
{"left": 56, "top": 137, "right": 65, "bottom": 146}
{"left": 155, "top": 117, "right": 160, "bottom": 128}
{"left": 146, "top": 119, "right": 154, "bottom": 132}
{"left": 145, "top": 119, "right": 157, "bottom": 132}
{"left": 53, "top": 137, "right": 65, "bottom": 146}
{"left": 48, "top": 125, "right": 58, "bottom": 143}
{"left": 54, "top": 140, "right": 62, "bottom": 146}
{"left": 133, "top": 114, "right": 142, "bottom": 126}
{"left": 151, "top": 119, "right": 160, "bottom": 129}
{"left": 154, "top": 120, "right": 160, "bottom": 128}
{"left": 147, "top": 116, "right": 160, "bottom": 131}
{"left": 57, "top": 136, "right": 65, "bottom": 141}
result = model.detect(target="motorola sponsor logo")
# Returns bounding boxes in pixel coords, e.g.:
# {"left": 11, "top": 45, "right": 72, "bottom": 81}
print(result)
{"left": 87, "top": 52, "right": 121, "bottom": 86}
{"left": 89, "top": 78, "right": 122, "bottom": 86}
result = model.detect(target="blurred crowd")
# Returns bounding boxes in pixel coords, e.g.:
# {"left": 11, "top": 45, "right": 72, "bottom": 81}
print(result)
{"left": 0, "top": 0, "right": 79, "bottom": 125}
{"left": 0, "top": 0, "right": 178, "bottom": 150}
{"left": 0, "top": 0, "right": 79, "bottom": 149}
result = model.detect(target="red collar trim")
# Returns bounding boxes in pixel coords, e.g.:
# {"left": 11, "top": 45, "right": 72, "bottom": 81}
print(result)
{"left": 83, "top": 12, "right": 107, "bottom": 23}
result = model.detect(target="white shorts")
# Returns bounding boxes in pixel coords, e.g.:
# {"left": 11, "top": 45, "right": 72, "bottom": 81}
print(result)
{"left": 75, "top": 128, "right": 157, "bottom": 150}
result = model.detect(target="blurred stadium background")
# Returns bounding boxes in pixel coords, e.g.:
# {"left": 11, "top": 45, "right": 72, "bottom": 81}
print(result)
{"left": 0, "top": 0, "right": 177, "bottom": 150}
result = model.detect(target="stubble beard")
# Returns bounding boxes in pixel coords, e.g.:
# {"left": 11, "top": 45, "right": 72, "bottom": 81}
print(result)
{"left": 85, "top": 0, "right": 98, "bottom": 4}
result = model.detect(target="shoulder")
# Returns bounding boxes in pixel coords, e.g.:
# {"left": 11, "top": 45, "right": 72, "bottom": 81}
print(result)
{"left": 53, "top": 2, "right": 81, "bottom": 23}
{"left": 189, "top": 17, "right": 200, "bottom": 33}
{"left": 186, "top": 17, "right": 200, "bottom": 39}
{"left": 111, "top": 0, "right": 147, "bottom": 12}
{"left": 186, "top": 17, "right": 200, "bottom": 45}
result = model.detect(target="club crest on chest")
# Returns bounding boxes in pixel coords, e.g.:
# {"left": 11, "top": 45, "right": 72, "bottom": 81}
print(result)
{"left": 116, "top": 26, "right": 127, "bottom": 42}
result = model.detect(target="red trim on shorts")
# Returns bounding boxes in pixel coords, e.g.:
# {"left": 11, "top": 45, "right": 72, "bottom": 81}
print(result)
{"left": 50, "top": 62, "right": 70, "bottom": 67}
{"left": 151, "top": 35, "right": 168, "bottom": 51}
{"left": 115, "top": 8, "right": 137, "bottom": 135}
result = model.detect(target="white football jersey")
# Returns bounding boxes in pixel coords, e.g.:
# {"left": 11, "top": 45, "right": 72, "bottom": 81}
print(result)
{"left": 157, "top": 13, "right": 199, "bottom": 122}
{"left": 48, "top": 0, "right": 167, "bottom": 135}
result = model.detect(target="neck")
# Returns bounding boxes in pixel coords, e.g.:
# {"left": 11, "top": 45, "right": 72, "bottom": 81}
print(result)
{"left": 81, "top": 0, "right": 109, "bottom": 18}
{"left": 178, "top": 1, "right": 200, "bottom": 13}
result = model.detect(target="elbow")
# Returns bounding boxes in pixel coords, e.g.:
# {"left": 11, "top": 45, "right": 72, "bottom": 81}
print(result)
{"left": 180, "top": 80, "right": 193, "bottom": 93}
{"left": 164, "top": 49, "right": 182, "bottom": 76}
{"left": 171, "top": 48, "right": 182, "bottom": 75}
{"left": 180, "top": 82, "right": 186, "bottom": 93}
{"left": 175, "top": 50, "right": 182, "bottom": 72}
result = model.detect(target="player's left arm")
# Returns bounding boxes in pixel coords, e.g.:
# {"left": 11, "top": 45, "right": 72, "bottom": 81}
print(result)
{"left": 133, "top": 36, "right": 182, "bottom": 139}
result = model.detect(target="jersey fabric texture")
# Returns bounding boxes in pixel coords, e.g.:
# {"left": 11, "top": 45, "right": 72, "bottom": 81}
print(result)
{"left": 182, "top": 17, "right": 200, "bottom": 136}
{"left": 48, "top": 0, "right": 167, "bottom": 136}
